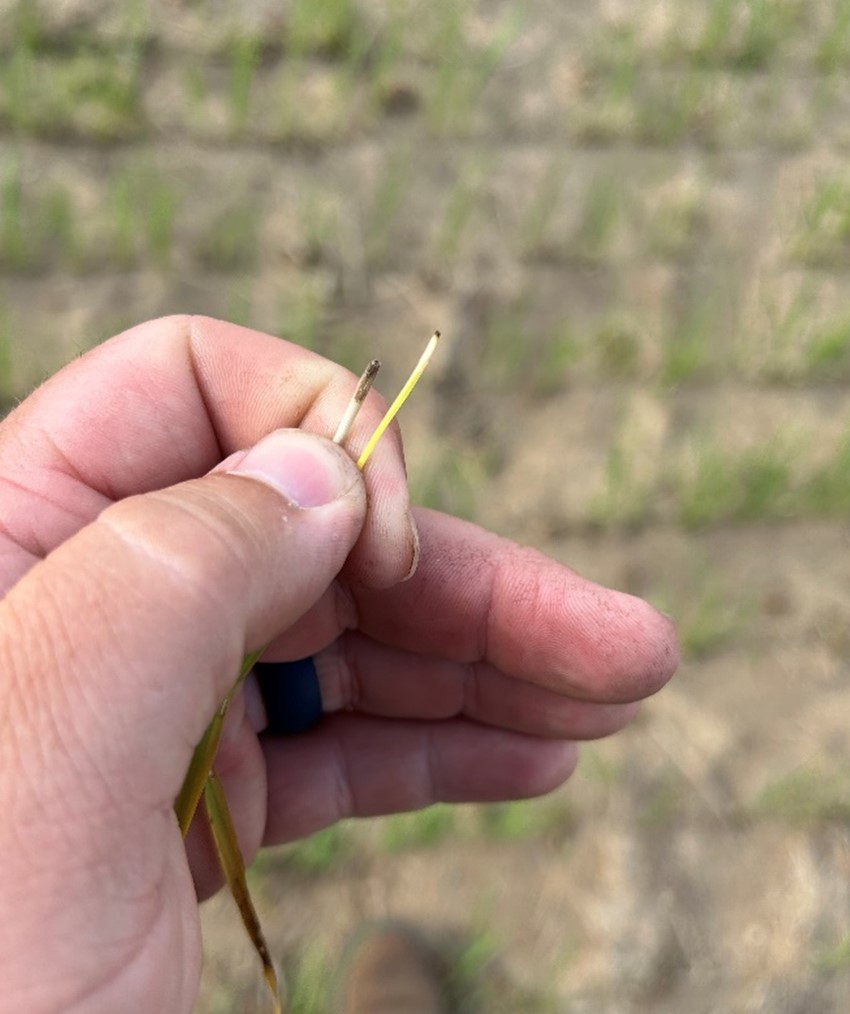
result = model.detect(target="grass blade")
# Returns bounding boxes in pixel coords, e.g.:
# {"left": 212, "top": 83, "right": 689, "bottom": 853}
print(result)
{"left": 174, "top": 648, "right": 263, "bottom": 837}
{"left": 205, "top": 769, "right": 282, "bottom": 1013}
{"left": 356, "top": 331, "right": 441, "bottom": 469}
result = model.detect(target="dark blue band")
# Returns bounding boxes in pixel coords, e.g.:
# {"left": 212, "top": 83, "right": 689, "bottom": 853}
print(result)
{"left": 255, "top": 657, "right": 323, "bottom": 735}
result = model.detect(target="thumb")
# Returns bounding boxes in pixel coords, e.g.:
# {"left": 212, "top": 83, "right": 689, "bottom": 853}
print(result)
{"left": 0, "top": 428, "right": 366, "bottom": 819}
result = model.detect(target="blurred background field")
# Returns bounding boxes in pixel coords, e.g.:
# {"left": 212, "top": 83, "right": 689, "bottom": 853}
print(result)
{"left": 2, "top": 0, "right": 850, "bottom": 1010}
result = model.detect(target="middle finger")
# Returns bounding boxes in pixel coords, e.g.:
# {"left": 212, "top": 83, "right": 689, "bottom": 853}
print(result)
{"left": 309, "top": 633, "right": 641, "bottom": 740}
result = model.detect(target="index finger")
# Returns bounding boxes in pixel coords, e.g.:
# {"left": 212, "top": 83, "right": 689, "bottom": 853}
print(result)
{"left": 0, "top": 315, "right": 415, "bottom": 591}
{"left": 352, "top": 507, "right": 679, "bottom": 704}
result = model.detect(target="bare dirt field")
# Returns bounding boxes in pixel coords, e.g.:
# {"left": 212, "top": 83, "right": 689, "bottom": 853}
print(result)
{"left": 2, "top": 1, "right": 850, "bottom": 1011}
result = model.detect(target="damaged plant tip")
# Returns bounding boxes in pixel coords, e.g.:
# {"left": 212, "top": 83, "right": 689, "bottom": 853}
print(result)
{"left": 332, "top": 359, "right": 382, "bottom": 445}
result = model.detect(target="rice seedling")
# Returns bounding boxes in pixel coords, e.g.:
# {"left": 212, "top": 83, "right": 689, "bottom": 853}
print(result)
{"left": 177, "top": 333, "right": 442, "bottom": 1011}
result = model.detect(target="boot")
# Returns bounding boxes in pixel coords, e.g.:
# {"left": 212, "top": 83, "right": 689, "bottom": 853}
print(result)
{"left": 336, "top": 922, "right": 447, "bottom": 1014}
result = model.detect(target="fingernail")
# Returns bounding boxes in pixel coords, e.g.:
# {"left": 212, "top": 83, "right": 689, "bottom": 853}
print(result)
{"left": 401, "top": 509, "right": 420, "bottom": 582}
{"left": 225, "top": 429, "right": 356, "bottom": 507}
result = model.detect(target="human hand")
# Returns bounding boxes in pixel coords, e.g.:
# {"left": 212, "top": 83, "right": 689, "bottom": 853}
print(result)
{"left": 0, "top": 316, "right": 677, "bottom": 1012}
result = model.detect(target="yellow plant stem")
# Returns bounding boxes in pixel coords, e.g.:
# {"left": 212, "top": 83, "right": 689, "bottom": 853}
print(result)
{"left": 179, "top": 329, "right": 441, "bottom": 832}
{"left": 357, "top": 331, "right": 440, "bottom": 469}
{"left": 176, "top": 331, "right": 442, "bottom": 1012}
{"left": 205, "top": 769, "right": 282, "bottom": 1014}
{"left": 175, "top": 647, "right": 263, "bottom": 837}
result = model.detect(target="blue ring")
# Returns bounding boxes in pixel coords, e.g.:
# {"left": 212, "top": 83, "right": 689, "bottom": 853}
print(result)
{"left": 255, "top": 657, "right": 323, "bottom": 735}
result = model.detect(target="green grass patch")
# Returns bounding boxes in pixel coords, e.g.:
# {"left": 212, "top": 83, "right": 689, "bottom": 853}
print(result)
{"left": 678, "top": 429, "right": 850, "bottom": 525}
{"left": 817, "top": 0, "right": 850, "bottom": 71}
{"left": 41, "top": 187, "right": 80, "bottom": 267}
{"left": 0, "top": 156, "right": 91, "bottom": 272}
{"left": 593, "top": 315, "right": 645, "bottom": 380}
{"left": 679, "top": 590, "right": 748, "bottom": 658}
{"left": 531, "top": 323, "right": 582, "bottom": 396}
{"left": 673, "top": 574, "right": 754, "bottom": 659}
{"left": 0, "top": 155, "right": 181, "bottom": 274}
{"left": 224, "top": 279, "right": 255, "bottom": 329}
{"left": 277, "top": 285, "right": 329, "bottom": 352}
{"left": 572, "top": 176, "right": 626, "bottom": 263}
{"left": 662, "top": 285, "right": 727, "bottom": 385}
{"left": 646, "top": 179, "right": 708, "bottom": 260}
{"left": 481, "top": 305, "right": 530, "bottom": 388}
{"left": 107, "top": 171, "right": 141, "bottom": 267}
{"left": 271, "top": 824, "right": 355, "bottom": 875}
{"left": 423, "top": 1, "right": 521, "bottom": 134}
{"left": 3, "top": 0, "right": 47, "bottom": 52}
{"left": 364, "top": 144, "right": 414, "bottom": 268}
{"left": 744, "top": 283, "right": 850, "bottom": 383}
{"left": 743, "top": 280, "right": 816, "bottom": 382}
{"left": 0, "top": 45, "right": 143, "bottom": 140}
{"left": 1, "top": 0, "right": 152, "bottom": 52}
{"left": 753, "top": 767, "right": 850, "bottom": 826}
{"left": 476, "top": 797, "right": 575, "bottom": 843}
{"left": 431, "top": 161, "right": 490, "bottom": 265}
{"left": 677, "top": 0, "right": 807, "bottom": 71}
{"left": 661, "top": 331, "right": 712, "bottom": 385}
{"left": 802, "top": 433, "right": 850, "bottom": 516}
{"left": 585, "top": 0, "right": 807, "bottom": 73}
{"left": 447, "top": 923, "right": 563, "bottom": 1013}
{"left": 677, "top": 440, "right": 796, "bottom": 528}
{"left": 283, "top": 926, "right": 561, "bottom": 1014}
{"left": 579, "top": 745, "right": 626, "bottom": 787}
{"left": 814, "top": 933, "right": 850, "bottom": 974}
{"left": 284, "top": 945, "right": 333, "bottom": 1013}
{"left": 286, "top": 0, "right": 362, "bottom": 58}
{"left": 447, "top": 925, "right": 503, "bottom": 1012}
{"left": 410, "top": 447, "right": 487, "bottom": 522}
{"left": 183, "top": 61, "right": 208, "bottom": 109}
{"left": 0, "top": 301, "right": 15, "bottom": 406}
{"left": 590, "top": 442, "right": 656, "bottom": 529}
{"left": 574, "top": 63, "right": 721, "bottom": 147}
{"left": 633, "top": 72, "right": 718, "bottom": 147}
{"left": 269, "top": 59, "right": 368, "bottom": 145}
{"left": 381, "top": 804, "right": 457, "bottom": 852}
{"left": 571, "top": 30, "right": 638, "bottom": 143}
{"left": 792, "top": 174, "right": 850, "bottom": 267}
{"left": 297, "top": 187, "right": 342, "bottom": 268}
{"left": 368, "top": 11, "right": 417, "bottom": 113}
{"left": 107, "top": 165, "right": 181, "bottom": 270}
{"left": 517, "top": 161, "right": 567, "bottom": 262}
{"left": 0, "top": 155, "right": 38, "bottom": 271}
{"left": 638, "top": 770, "right": 687, "bottom": 828}
{"left": 805, "top": 317, "right": 850, "bottom": 379}
{"left": 481, "top": 301, "right": 581, "bottom": 395}
{"left": 228, "top": 35, "right": 261, "bottom": 133}
{"left": 195, "top": 204, "right": 261, "bottom": 271}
